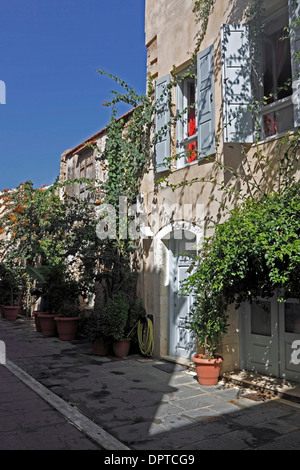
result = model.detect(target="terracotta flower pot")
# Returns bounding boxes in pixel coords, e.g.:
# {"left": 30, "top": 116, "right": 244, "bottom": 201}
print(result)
{"left": 112, "top": 339, "right": 130, "bottom": 358}
{"left": 92, "top": 339, "right": 109, "bottom": 356}
{"left": 2, "top": 305, "right": 20, "bottom": 321}
{"left": 38, "top": 313, "right": 58, "bottom": 337}
{"left": 192, "top": 354, "right": 223, "bottom": 386}
{"left": 33, "top": 311, "right": 47, "bottom": 332}
{"left": 54, "top": 316, "right": 80, "bottom": 341}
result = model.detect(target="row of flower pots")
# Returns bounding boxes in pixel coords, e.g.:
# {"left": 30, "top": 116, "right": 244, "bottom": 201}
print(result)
{"left": 1, "top": 306, "right": 222, "bottom": 383}
{"left": 34, "top": 312, "right": 131, "bottom": 358}
{"left": 1, "top": 306, "right": 131, "bottom": 359}
{"left": 0, "top": 306, "right": 80, "bottom": 342}
{"left": 91, "top": 338, "right": 131, "bottom": 359}
{"left": 33, "top": 311, "right": 80, "bottom": 341}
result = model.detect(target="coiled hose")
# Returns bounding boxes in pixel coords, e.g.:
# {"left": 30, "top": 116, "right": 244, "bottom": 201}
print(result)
{"left": 137, "top": 317, "right": 154, "bottom": 357}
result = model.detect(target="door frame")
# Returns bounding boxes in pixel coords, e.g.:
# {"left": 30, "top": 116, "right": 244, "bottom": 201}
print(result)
{"left": 153, "top": 220, "right": 204, "bottom": 360}
{"left": 169, "top": 232, "right": 197, "bottom": 359}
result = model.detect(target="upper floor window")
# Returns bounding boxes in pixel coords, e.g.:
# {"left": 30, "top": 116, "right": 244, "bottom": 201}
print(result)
{"left": 176, "top": 73, "right": 198, "bottom": 168}
{"left": 176, "top": 46, "right": 216, "bottom": 170}
{"left": 154, "top": 45, "right": 216, "bottom": 173}
{"left": 79, "top": 159, "right": 94, "bottom": 201}
{"left": 154, "top": 0, "right": 299, "bottom": 173}
{"left": 260, "top": 6, "right": 295, "bottom": 138}
{"left": 221, "top": 0, "right": 299, "bottom": 144}
{"left": 66, "top": 153, "right": 95, "bottom": 201}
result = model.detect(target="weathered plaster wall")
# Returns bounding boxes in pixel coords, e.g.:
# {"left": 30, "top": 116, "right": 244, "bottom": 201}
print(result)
{"left": 141, "top": 0, "right": 300, "bottom": 369}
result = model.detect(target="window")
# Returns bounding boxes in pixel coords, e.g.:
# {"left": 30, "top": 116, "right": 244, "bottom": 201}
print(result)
{"left": 221, "top": 0, "right": 299, "bottom": 144}
{"left": 176, "top": 45, "right": 215, "bottom": 169}
{"left": 251, "top": 301, "right": 272, "bottom": 336}
{"left": 176, "top": 74, "right": 198, "bottom": 167}
{"left": 260, "top": 7, "right": 294, "bottom": 138}
{"left": 285, "top": 302, "right": 300, "bottom": 334}
{"left": 79, "top": 155, "right": 94, "bottom": 201}
{"left": 154, "top": 46, "right": 215, "bottom": 172}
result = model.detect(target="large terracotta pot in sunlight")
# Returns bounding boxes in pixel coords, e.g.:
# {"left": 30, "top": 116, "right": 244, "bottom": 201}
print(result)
{"left": 192, "top": 355, "right": 223, "bottom": 386}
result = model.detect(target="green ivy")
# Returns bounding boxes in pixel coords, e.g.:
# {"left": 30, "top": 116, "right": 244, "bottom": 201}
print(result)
{"left": 97, "top": 70, "right": 153, "bottom": 212}
{"left": 181, "top": 182, "right": 300, "bottom": 355}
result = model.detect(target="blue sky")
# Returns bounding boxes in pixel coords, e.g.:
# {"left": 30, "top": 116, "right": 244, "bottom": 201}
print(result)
{"left": 0, "top": 0, "right": 147, "bottom": 190}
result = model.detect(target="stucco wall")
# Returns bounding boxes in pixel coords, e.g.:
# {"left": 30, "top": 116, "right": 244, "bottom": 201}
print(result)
{"left": 141, "top": 0, "right": 300, "bottom": 367}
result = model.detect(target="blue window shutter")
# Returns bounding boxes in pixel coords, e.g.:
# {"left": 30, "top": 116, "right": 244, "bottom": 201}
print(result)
{"left": 155, "top": 74, "right": 171, "bottom": 172}
{"left": 221, "top": 24, "right": 253, "bottom": 143}
{"left": 197, "top": 45, "right": 215, "bottom": 158}
{"left": 289, "top": 0, "right": 300, "bottom": 128}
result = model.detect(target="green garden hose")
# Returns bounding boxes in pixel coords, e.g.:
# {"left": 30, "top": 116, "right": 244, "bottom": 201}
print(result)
{"left": 137, "top": 317, "right": 154, "bottom": 356}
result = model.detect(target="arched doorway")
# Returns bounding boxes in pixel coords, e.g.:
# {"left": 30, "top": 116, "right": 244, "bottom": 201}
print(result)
{"left": 153, "top": 222, "right": 203, "bottom": 361}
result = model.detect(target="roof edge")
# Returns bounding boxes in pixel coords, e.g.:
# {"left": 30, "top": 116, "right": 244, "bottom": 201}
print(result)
{"left": 62, "top": 106, "right": 138, "bottom": 159}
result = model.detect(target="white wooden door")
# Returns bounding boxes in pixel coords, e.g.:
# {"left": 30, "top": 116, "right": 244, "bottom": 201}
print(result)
{"left": 169, "top": 237, "right": 197, "bottom": 359}
{"left": 244, "top": 298, "right": 279, "bottom": 377}
{"left": 244, "top": 296, "right": 300, "bottom": 382}
{"left": 279, "top": 298, "right": 300, "bottom": 382}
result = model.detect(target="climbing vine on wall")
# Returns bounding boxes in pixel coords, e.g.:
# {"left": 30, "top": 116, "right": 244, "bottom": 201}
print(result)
{"left": 80, "top": 71, "right": 156, "bottom": 299}
{"left": 98, "top": 70, "right": 154, "bottom": 208}
{"left": 192, "top": 0, "right": 215, "bottom": 58}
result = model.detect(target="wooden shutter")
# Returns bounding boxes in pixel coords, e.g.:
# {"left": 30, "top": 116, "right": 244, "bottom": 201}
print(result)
{"left": 289, "top": 0, "right": 300, "bottom": 128}
{"left": 221, "top": 24, "right": 253, "bottom": 143}
{"left": 197, "top": 45, "right": 215, "bottom": 157}
{"left": 155, "top": 74, "right": 171, "bottom": 172}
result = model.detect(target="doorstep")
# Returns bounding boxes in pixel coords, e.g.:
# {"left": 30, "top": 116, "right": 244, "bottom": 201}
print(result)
{"left": 223, "top": 370, "right": 300, "bottom": 404}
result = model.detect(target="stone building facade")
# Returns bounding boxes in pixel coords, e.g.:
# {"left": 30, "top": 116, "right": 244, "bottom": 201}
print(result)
{"left": 137, "top": 0, "right": 300, "bottom": 381}
{"left": 60, "top": 0, "right": 300, "bottom": 382}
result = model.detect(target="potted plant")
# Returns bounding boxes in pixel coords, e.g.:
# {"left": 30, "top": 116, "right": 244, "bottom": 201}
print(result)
{"left": 54, "top": 279, "right": 82, "bottom": 341}
{"left": 27, "top": 265, "right": 61, "bottom": 336}
{"left": 27, "top": 264, "right": 80, "bottom": 338}
{"left": 54, "top": 307, "right": 81, "bottom": 341}
{"left": 84, "top": 312, "right": 109, "bottom": 356}
{"left": 101, "top": 292, "right": 145, "bottom": 358}
{"left": 188, "top": 290, "right": 228, "bottom": 386}
{"left": 0, "top": 263, "right": 23, "bottom": 321}
{"left": 102, "top": 291, "right": 131, "bottom": 358}
{"left": 30, "top": 288, "right": 49, "bottom": 332}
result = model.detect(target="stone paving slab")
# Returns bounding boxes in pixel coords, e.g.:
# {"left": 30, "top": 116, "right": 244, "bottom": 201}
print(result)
{"left": 1, "top": 317, "right": 300, "bottom": 450}
{"left": 0, "top": 365, "right": 100, "bottom": 450}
